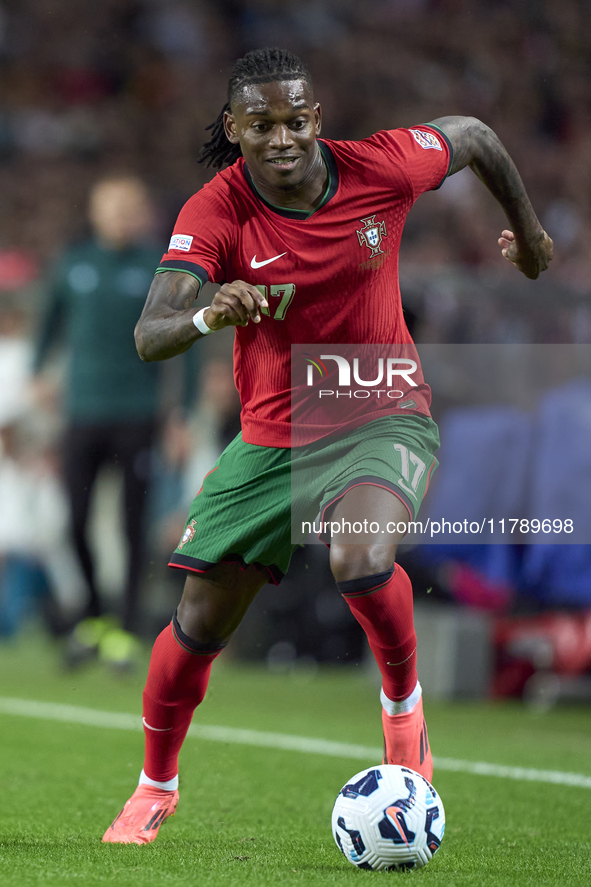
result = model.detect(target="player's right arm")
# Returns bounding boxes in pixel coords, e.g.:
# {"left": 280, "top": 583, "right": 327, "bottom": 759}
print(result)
{"left": 134, "top": 271, "right": 268, "bottom": 362}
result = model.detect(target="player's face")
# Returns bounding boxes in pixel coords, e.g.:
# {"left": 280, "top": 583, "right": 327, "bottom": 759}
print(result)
{"left": 224, "top": 79, "right": 322, "bottom": 195}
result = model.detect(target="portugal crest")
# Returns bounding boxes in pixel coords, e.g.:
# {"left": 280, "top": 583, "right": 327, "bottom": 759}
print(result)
{"left": 178, "top": 519, "right": 197, "bottom": 550}
{"left": 357, "top": 215, "right": 387, "bottom": 258}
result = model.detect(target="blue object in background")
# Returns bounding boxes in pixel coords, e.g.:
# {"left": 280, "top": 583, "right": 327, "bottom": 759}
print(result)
{"left": 423, "top": 404, "right": 532, "bottom": 542}
{"left": 419, "top": 386, "right": 591, "bottom": 608}
{"left": 0, "top": 556, "right": 51, "bottom": 637}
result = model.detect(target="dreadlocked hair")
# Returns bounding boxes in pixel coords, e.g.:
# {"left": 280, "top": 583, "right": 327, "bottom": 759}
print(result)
{"left": 198, "top": 48, "right": 312, "bottom": 169}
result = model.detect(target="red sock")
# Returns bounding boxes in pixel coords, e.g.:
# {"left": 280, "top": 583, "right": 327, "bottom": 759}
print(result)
{"left": 142, "top": 612, "right": 224, "bottom": 782}
{"left": 338, "top": 564, "right": 417, "bottom": 702}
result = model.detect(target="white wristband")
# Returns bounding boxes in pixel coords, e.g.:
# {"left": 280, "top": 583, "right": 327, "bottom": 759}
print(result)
{"left": 193, "top": 306, "right": 213, "bottom": 335}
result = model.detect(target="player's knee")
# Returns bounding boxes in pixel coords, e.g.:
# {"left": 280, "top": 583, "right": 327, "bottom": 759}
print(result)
{"left": 330, "top": 544, "right": 395, "bottom": 584}
{"left": 176, "top": 569, "right": 259, "bottom": 646}
{"left": 176, "top": 597, "right": 228, "bottom": 647}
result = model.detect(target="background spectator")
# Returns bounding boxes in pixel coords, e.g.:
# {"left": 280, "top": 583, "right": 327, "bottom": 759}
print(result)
{"left": 32, "top": 174, "right": 196, "bottom": 669}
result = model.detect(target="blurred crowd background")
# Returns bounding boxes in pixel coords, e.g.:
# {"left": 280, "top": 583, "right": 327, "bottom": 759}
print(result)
{"left": 1, "top": 0, "right": 590, "bottom": 705}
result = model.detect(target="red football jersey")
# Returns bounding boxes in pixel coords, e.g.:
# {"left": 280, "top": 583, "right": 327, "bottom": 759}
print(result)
{"left": 158, "top": 125, "right": 452, "bottom": 446}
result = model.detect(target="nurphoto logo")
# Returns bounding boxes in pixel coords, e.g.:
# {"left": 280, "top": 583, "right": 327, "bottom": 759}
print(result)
{"left": 304, "top": 353, "right": 418, "bottom": 399}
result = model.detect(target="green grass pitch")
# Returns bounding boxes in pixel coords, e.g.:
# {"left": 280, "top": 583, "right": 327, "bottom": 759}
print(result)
{"left": 0, "top": 635, "right": 590, "bottom": 886}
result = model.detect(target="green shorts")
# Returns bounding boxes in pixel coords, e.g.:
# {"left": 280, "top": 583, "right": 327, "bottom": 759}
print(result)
{"left": 169, "top": 414, "right": 439, "bottom": 584}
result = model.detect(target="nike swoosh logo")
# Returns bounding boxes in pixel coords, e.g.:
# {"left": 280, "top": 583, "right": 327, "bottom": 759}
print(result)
{"left": 250, "top": 252, "right": 287, "bottom": 269}
{"left": 142, "top": 718, "right": 173, "bottom": 732}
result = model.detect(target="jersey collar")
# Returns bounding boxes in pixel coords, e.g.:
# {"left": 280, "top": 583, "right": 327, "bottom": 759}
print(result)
{"left": 242, "top": 140, "right": 338, "bottom": 220}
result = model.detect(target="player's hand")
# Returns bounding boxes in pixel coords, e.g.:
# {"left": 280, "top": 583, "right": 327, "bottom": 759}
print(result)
{"left": 498, "top": 228, "right": 553, "bottom": 279}
{"left": 204, "top": 281, "right": 268, "bottom": 330}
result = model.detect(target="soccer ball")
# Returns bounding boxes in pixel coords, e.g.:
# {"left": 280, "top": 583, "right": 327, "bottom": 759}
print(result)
{"left": 332, "top": 764, "right": 445, "bottom": 871}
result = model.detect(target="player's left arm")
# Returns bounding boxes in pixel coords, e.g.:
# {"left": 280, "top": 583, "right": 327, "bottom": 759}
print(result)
{"left": 429, "top": 116, "right": 553, "bottom": 279}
